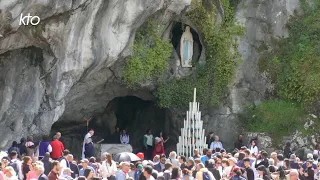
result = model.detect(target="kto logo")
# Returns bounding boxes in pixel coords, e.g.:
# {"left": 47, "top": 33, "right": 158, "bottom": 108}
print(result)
{"left": 19, "top": 13, "right": 40, "bottom": 26}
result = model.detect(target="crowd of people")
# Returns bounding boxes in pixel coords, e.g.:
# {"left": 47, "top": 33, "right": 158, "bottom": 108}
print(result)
{"left": 1, "top": 130, "right": 320, "bottom": 180}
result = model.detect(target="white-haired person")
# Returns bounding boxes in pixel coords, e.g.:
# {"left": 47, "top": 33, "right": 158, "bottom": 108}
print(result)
{"left": 34, "top": 164, "right": 48, "bottom": 180}
{"left": 59, "top": 168, "right": 73, "bottom": 180}
{"left": 166, "top": 151, "right": 179, "bottom": 168}
{"left": 4, "top": 166, "right": 18, "bottom": 180}
{"left": 115, "top": 162, "right": 130, "bottom": 179}
{"left": 196, "top": 163, "right": 215, "bottom": 180}
{"left": 210, "top": 136, "right": 223, "bottom": 151}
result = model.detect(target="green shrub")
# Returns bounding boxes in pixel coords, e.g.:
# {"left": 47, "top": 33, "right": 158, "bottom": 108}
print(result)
{"left": 156, "top": 0, "right": 243, "bottom": 108}
{"left": 239, "top": 101, "right": 307, "bottom": 138}
{"left": 258, "top": 1, "right": 320, "bottom": 111}
{"left": 123, "top": 20, "right": 172, "bottom": 86}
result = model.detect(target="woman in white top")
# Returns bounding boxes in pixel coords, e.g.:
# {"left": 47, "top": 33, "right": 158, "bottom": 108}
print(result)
{"left": 250, "top": 140, "right": 259, "bottom": 157}
{"left": 100, "top": 153, "right": 117, "bottom": 179}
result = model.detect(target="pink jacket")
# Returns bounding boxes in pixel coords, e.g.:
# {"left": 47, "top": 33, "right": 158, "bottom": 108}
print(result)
{"left": 26, "top": 170, "right": 37, "bottom": 180}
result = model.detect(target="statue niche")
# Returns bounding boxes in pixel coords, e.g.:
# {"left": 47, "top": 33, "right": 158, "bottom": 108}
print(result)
{"left": 180, "top": 26, "right": 193, "bottom": 68}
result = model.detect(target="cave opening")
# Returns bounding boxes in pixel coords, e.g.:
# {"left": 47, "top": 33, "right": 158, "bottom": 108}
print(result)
{"left": 171, "top": 22, "right": 202, "bottom": 62}
{"left": 51, "top": 95, "right": 176, "bottom": 158}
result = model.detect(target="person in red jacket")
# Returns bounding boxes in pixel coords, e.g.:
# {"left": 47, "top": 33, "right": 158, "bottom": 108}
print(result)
{"left": 50, "top": 135, "right": 64, "bottom": 160}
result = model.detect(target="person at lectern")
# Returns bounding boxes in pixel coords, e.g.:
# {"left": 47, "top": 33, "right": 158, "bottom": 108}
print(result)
{"left": 82, "top": 129, "right": 94, "bottom": 159}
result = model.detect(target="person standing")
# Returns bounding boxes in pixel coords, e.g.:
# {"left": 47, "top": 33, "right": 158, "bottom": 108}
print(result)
{"left": 153, "top": 131, "right": 169, "bottom": 158}
{"left": 59, "top": 150, "right": 70, "bottom": 169}
{"left": 37, "top": 136, "right": 52, "bottom": 160}
{"left": 234, "top": 135, "right": 244, "bottom": 150}
{"left": 41, "top": 153, "right": 51, "bottom": 175}
{"left": 18, "top": 138, "right": 27, "bottom": 157}
{"left": 113, "top": 126, "right": 121, "bottom": 144}
{"left": 50, "top": 135, "right": 64, "bottom": 160}
{"left": 22, "top": 156, "right": 31, "bottom": 180}
{"left": 250, "top": 140, "right": 259, "bottom": 157}
{"left": 206, "top": 132, "right": 215, "bottom": 149}
{"left": 7, "top": 142, "right": 20, "bottom": 157}
{"left": 56, "top": 132, "right": 61, "bottom": 141}
{"left": 283, "top": 142, "right": 292, "bottom": 159}
{"left": 8, "top": 151, "right": 23, "bottom": 180}
{"left": 120, "top": 129, "right": 130, "bottom": 144}
{"left": 82, "top": 130, "right": 94, "bottom": 159}
{"left": 25, "top": 136, "right": 35, "bottom": 161}
{"left": 143, "top": 129, "right": 154, "bottom": 160}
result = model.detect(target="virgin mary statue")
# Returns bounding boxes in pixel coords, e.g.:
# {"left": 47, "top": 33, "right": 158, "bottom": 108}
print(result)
{"left": 180, "top": 26, "right": 193, "bottom": 67}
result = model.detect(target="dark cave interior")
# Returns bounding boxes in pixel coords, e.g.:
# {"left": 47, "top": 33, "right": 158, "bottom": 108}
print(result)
{"left": 51, "top": 96, "right": 177, "bottom": 158}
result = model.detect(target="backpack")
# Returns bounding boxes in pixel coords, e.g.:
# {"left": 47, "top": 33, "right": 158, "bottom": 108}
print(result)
{"left": 8, "top": 160, "right": 19, "bottom": 175}
{"left": 203, "top": 172, "right": 211, "bottom": 180}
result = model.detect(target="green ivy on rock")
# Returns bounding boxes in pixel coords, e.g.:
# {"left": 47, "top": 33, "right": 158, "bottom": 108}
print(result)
{"left": 156, "top": 0, "right": 243, "bottom": 108}
{"left": 258, "top": 1, "right": 320, "bottom": 111}
{"left": 123, "top": 20, "right": 172, "bottom": 86}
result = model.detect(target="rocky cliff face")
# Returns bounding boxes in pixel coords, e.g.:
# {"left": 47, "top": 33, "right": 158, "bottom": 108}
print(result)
{"left": 0, "top": 0, "right": 190, "bottom": 149}
{"left": 200, "top": 0, "right": 302, "bottom": 150}
{"left": 0, "top": 0, "right": 307, "bottom": 155}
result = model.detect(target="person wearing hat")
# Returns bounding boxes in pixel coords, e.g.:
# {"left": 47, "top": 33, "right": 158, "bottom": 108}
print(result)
{"left": 82, "top": 130, "right": 94, "bottom": 159}
{"left": 301, "top": 153, "right": 317, "bottom": 171}
{"left": 302, "top": 159, "right": 314, "bottom": 180}
{"left": 289, "top": 154, "right": 300, "bottom": 170}
{"left": 79, "top": 159, "right": 95, "bottom": 176}
{"left": 227, "top": 157, "right": 238, "bottom": 179}
{"left": 134, "top": 164, "right": 143, "bottom": 180}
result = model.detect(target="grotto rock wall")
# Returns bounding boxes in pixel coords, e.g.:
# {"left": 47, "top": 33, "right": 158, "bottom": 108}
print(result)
{"left": 0, "top": 0, "right": 191, "bottom": 148}
{"left": 200, "top": 0, "right": 302, "bottom": 151}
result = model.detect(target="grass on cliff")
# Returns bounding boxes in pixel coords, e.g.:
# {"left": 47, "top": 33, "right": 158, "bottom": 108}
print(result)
{"left": 258, "top": 1, "right": 320, "bottom": 112}
{"left": 239, "top": 101, "right": 307, "bottom": 138}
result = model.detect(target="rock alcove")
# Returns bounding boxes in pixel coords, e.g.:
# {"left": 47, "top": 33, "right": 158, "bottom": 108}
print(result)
{"left": 171, "top": 22, "right": 202, "bottom": 63}
{"left": 50, "top": 95, "right": 177, "bottom": 158}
